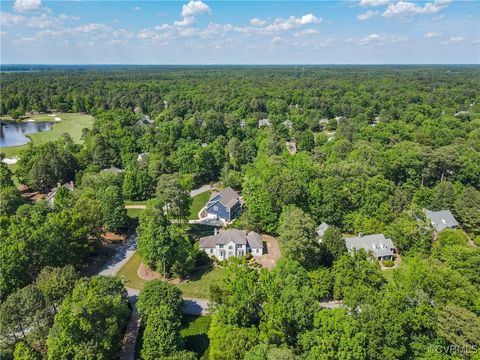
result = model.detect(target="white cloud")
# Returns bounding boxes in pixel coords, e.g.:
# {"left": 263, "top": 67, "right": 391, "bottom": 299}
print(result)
{"left": 359, "top": 0, "right": 390, "bottom": 7}
{"left": 383, "top": 0, "right": 450, "bottom": 17}
{"left": 263, "top": 14, "right": 321, "bottom": 32}
{"left": 359, "top": 33, "right": 382, "bottom": 45}
{"left": 250, "top": 18, "right": 266, "bottom": 27}
{"left": 443, "top": 36, "right": 464, "bottom": 44}
{"left": 424, "top": 31, "right": 440, "bottom": 38}
{"left": 0, "top": 12, "right": 26, "bottom": 26}
{"left": 133, "top": 6, "right": 141, "bottom": 11}
{"left": 358, "top": 33, "right": 408, "bottom": 46}
{"left": 181, "top": 1, "right": 211, "bottom": 17}
{"left": 357, "top": 10, "right": 378, "bottom": 20}
{"left": 72, "top": 23, "right": 110, "bottom": 34}
{"left": 174, "top": 16, "right": 196, "bottom": 27}
{"left": 13, "top": 0, "right": 41, "bottom": 12}
{"left": 300, "top": 13, "right": 320, "bottom": 25}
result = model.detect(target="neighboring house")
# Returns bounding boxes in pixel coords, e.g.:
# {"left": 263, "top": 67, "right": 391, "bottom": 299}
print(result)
{"left": 100, "top": 166, "right": 124, "bottom": 175}
{"left": 282, "top": 120, "right": 293, "bottom": 130}
{"left": 137, "top": 152, "right": 149, "bottom": 163}
{"left": 240, "top": 120, "right": 247, "bottom": 128}
{"left": 424, "top": 209, "right": 459, "bottom": 233}
{"left": 285, "top": 141, "right": 297, "bottom": 155}
{"left": 46, "top": 182, "right": 75, "bottom": 206}
{"left": 137, "top": 115, "right": 154, "bottom": 125}
{"left": 199, "top": 229, "right": 263, "bottom": 260}
{"left": 344, "top": 233, "right": 395, "bottom": 261}
{"left": 316, "top": 222, "right": 330, "bottom": 240}
{"left": 205, "top": 187, "right": 242, "bottom": 222}
{"left": 258, "top": 118, "right": 271, "bottom": 127}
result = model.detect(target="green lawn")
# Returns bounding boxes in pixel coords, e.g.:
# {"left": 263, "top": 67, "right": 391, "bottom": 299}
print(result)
{"left": 181, "top": 315, "right": 211, "bottom": 359}
{"left": 176, "top": 267, "right": 224, "bottom": 300}
{"left": 117, "top": 252, "right": 147, "bottom": 290}
{"left": 189, "top": 191, "right": 211, "bottom": 220}
{"left": 116, "top": 251, "right": 224, "bottom": 300}
{"left": 127, "top": 208, "right": 144, "bottom": 219}
{"left": 1, "top": 113, "right": 94, "bottom": 158}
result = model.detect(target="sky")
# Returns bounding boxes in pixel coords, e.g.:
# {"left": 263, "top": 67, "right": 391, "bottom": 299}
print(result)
{"left": 1, "top": 0, "right": 479, "bottom": 64}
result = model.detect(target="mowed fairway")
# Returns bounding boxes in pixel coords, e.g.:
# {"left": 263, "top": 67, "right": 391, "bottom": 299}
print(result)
{"left": 1, "top": 113, "right": 94, "bottom": 157}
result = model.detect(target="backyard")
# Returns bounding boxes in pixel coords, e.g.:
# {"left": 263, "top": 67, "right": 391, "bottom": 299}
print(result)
{"left": 1, "top": 113, "right": 94, "bottom": 158}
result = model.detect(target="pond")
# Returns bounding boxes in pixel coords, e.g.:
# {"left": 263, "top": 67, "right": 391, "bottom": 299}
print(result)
{"left": 0, "top": 121, "right": 53, "bottom": 147}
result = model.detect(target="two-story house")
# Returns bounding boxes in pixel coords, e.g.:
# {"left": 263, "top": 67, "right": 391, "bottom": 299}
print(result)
{"left": 199, "top": 229, "right": 264, "bottom": 260}
{"left": 344, "top": 233, "right": 395, "bottom": 261}
{"left": 205, "top": 187, "right": 242, "bottom": 223}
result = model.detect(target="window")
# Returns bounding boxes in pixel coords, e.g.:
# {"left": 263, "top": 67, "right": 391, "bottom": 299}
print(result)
{"left": 210, "top": 249, "right": 213, "bottom": 254}
{"left": 228, "top": 245, "right": 233, "bottom": 250}
{"left": 213, "top": 206, "right": 218, "bottom": 211}
{"left": 256, "top": 249, "right": 259, "bottom": 253}
{"left": 219, "top": 244, "right": 224, "bottom": 248}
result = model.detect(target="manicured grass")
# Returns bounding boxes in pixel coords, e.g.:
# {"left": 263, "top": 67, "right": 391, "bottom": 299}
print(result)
{"left": 176, "top": 267, "right": 224, "bottom": 300}
{"left": 127, "top": 208, "right": 144, "bottom": 219}
{"left": 1, "top": 113, "right": 94, "bottom": 157}
{"left": 124, "top": 200, "right": 149, "bottom": 206}
{"left": 116, "top": 252, "right": 147, "bottom": 290}
{"left": 116, "top": 251, "right": 224, "bottom": 300}
{"left": 181, "top": 315, "right": 211, "bottom": 359}
{"left": 189, "top": 191, "right": 211, "bottom": 220}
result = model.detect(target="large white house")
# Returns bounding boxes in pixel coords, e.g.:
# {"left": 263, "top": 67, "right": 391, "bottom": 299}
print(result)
{"left": 199, "top": 229, "right": 264, "bottom": 260}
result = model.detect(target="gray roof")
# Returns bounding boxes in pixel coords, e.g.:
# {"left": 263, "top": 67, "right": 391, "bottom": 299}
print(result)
{"left": 46, "top": 182, "right": 74, "bottom": 204}
{"left": 199, "top": 229, "right": 262, "bottom": 249}
{"left": 258, "top": 118, "right": 271, "bottom": 127}
{"left": 100, "top": 167, "right": 124, "bottom": 175}
{"left": 317, "top": 222, "right": 329, "bottom": 237}
{"left": 425, "top": 209, "right": 459, "bottom": 232}
{"left": 208, "top": 187, "right": 240, "bottom": 209}
{"left": 344, "top": 234, "right": 395, "bottom": 258}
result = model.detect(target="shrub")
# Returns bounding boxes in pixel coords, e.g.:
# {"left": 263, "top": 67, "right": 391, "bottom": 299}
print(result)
{"left": 382, "top": 259, "right": 394, "bottom": 267}
{"left": 473, "top": 236, "right": 480, "bottom": 246}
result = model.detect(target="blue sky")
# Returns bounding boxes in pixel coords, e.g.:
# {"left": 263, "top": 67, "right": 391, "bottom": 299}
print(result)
{"left": 1, "top": 0, "right": 479, "bottom": 64}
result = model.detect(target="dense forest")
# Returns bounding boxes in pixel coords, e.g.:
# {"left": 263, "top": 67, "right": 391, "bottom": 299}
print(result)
{"left": 1, "top": 66, "right": 480, "bottom": 359}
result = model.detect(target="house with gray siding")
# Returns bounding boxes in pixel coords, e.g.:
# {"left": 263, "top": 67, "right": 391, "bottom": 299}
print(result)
{"left": 205, "top": 187, "right": 242, "bottom": 222}
{"left": 424, "top": 209, "right": 459, "bottom": 233}
{"left": 344, "top": 233, "right": 395, "bottom": 261}
{"left": 199, "top": 229, "right": 263, "bottom": 260}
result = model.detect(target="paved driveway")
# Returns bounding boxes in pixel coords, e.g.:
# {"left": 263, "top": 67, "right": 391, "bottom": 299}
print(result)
{"left": 98, "top": 234, "right": 137, "bottom": 276}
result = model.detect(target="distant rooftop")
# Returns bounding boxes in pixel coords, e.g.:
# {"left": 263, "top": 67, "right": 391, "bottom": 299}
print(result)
{"left": 425, "top": 209, "right": 459, "bottom": 232}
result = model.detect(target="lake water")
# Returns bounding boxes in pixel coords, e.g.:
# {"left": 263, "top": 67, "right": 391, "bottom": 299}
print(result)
{"left": 0, "top": 121, "right": 53, "bottom": 147}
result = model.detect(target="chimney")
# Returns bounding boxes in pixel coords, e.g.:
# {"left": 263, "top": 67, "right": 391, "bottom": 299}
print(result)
{"left": 57, "top": 182, "right": 61, "bottom": 188}
{"left": 70, "top": 181, "right": 74, "bottom": 189}
{"left": 214, "top": 228, "right": 218, "bottom": 235}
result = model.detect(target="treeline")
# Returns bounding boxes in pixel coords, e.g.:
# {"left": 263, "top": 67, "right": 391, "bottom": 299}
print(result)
{"left": 2, "top": 66, "right": 478, "bottom": 119}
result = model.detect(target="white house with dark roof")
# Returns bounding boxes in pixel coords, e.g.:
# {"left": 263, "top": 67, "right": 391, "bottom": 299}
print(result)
{"left": 344, "top": 233, "right": 395, "bottom": 261}
{"left": 205, "top": 187, "right": 242, "bottom": 222}
{"left": 199, "top": 229, "right": 263, "bottom": 260}
{"left": 425, "top": 209, "right": 459, "bottom": 233}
